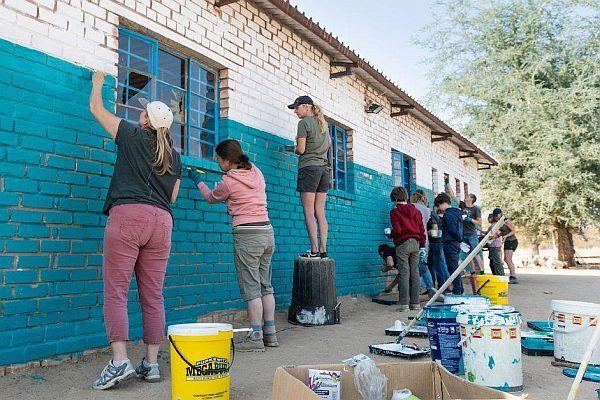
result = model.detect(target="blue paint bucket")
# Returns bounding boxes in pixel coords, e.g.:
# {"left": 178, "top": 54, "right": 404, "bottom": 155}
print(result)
{"left": 424, "top": 305, "right": 463, "bottom": 375}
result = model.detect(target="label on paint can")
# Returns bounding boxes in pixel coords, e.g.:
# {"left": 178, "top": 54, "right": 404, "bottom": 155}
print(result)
{"left": 308, "top": 369, "right": 341, "bottom": 400}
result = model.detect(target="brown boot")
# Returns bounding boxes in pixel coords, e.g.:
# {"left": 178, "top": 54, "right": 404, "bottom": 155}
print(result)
{"left": 236, "top": 330, "right": 265, "bottom": 352}
{"left": 263, "top": 326, "right": 279, "bottom": 347}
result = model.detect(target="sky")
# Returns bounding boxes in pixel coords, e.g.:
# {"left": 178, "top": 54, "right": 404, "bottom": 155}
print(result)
{"left": 289, "top": 0, "right": 437, "bottom": 104}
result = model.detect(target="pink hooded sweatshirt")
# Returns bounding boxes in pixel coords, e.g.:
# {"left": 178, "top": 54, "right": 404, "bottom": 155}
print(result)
{"left": 198, "top": 165, "right": 269, "bottom": 226}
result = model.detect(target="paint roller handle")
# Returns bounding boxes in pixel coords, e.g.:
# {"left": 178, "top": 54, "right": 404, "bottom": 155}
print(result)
{"left": 396, "top": 215, "right": 508, "bottom": 344}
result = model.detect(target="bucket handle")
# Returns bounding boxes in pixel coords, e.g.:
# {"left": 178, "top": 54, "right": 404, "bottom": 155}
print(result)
{"left": 476, "top": 279, "right": 491, "bottom": 295}
{"left": 168, "top": 335, "right": 235, "bottom": 373}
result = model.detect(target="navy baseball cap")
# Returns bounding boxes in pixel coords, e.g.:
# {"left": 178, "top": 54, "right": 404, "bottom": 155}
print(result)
{"left": 492, "top": 208, "right": 503, "bottom": 217}
{"left": 287, "top": 95, "right": 314, "bottom": 109}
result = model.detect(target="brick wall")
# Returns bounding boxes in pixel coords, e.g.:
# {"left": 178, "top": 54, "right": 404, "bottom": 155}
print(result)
{"left": 0, "top": 0, "right": 482, "bottom": 196}
{"left": 0, "top": 0, "right": 485, "bottom": 366}
{"left": 0, "top": 39, "right": 398, "bottom": 366}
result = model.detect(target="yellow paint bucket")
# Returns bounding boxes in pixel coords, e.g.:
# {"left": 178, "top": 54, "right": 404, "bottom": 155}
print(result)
{"left": 477, "top": 275, "right": 509, "bottom": 305}
{"left": 168, "top": 323, "right": 233, "bottom": 400}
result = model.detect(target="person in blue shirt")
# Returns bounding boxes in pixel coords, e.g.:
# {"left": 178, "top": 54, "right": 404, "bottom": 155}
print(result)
{"left": 436, "top": 193, "right": 464, "bottom": 294}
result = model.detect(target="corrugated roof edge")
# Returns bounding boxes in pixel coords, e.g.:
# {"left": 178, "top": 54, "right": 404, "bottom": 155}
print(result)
{"left": 248, "top": 0, "right": 498, "bottom": 166}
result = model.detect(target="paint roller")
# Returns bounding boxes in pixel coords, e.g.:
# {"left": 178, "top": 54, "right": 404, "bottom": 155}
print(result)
{"left": 392, "top": 215, "right": 508, "bottom": 345}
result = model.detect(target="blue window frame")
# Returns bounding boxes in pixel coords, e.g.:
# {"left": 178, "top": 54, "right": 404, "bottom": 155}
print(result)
{"left": 328, "top": 124, "right": 348, "bottom": 191}
{"left": 116, "top": 28, "right": 219, "bottom": 159}
{"left": 391, "top": 150, "right": 414, "bottom": 196}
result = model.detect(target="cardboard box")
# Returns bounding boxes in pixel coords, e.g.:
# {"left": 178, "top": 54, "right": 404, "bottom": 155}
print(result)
{"left": 273, "top": 361, "right": 522, "bottom": 400}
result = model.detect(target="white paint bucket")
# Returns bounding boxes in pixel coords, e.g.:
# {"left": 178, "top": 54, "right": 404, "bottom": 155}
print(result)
{"left": 444, "top": 295, "right": 491, "bottom": 307}
{"left": 456, "top": 306, "right": 522, "bottom": 392}
{"left": 551, "top": 300, "right": 600, "bottom": 366}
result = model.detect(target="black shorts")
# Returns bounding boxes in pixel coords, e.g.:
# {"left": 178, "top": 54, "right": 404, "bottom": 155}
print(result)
{"left": 297, "top": 166, "right": 330, "bottom": 193}
{"left": 504, "top": 239, "right": 518, "bottom": 251}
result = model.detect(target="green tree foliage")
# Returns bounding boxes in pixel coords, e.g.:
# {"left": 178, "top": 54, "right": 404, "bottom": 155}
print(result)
{"left": 418, "top": 0, "right": 600, "bottom": 267}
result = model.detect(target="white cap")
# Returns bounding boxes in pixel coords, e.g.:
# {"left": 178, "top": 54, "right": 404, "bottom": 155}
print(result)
{"left": 139, "top": 98, "right": 174, "bottom": 129}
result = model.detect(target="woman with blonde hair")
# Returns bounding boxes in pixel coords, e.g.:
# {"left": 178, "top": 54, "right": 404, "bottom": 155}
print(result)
{"left": 411, "top": 190, "right": 436, "bottom": 297}
{"left": 288, "top": 96, "right": 331, "bottom": 259}
{"left": 89, "top": 72, "right": 182, "bottom": 389}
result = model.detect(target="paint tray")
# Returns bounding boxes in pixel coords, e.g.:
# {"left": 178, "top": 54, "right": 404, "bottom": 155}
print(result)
{"left": 385, "top": 321, "right": 428, "bottom": 337}
{"left": 527, "top": 320, "right": 553, "bottom": 332}
{"left": 521, "top": 336, "right": 553, "bottom": 356}
{"left": 368, "top": 342, "right": 430, "bottom": 358}
{"left": 562, "top": 366, "right": 600, "bottom": 383}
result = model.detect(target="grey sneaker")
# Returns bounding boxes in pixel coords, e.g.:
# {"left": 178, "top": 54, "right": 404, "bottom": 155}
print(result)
{"left": 236, "top": 330, "right": 266, "bottom": 352}
{"left": 93, "top": 359, "right": 135, "bottom": 390}
{"left": 397, "top": 305, "right": 410, "bottom": 312}
{"left": 263, "top": 326, "right": 279, "bottom": 347}
{"left": 135, "top": 357, "right": 161, "bottom": 382}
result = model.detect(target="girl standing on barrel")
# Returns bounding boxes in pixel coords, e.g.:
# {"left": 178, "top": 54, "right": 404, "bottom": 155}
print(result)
{"left": 90, "top": 72, "right": 182, "bottom": 389}
{"left": 288, "top": 96, "right": 331, "bottom": 259}
{"left": 189, "top": 140, "right": 277, "bottom": 352}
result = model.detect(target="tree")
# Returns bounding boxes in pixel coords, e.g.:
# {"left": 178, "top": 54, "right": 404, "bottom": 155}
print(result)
{"left": 417, "top": 0, "right": 600, "bottom": 268}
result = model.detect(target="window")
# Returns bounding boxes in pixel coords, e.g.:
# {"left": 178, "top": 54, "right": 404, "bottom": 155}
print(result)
{"left": 463, "top": 182, "right": 469, "bottom": 196}
{"left": 455, "top": 178, "right": 461, "bottom": 197}
{"left": 116, "top": 29, "right": 219, "bottom": 159}
{"left": 391, "top": 150, "right": 414, "bottom": 196}
{"left": 432, "top": 168, "right": 439, "bottom": 194}
{"left": 329, "top": 124, "right": 348, "bottom": 191}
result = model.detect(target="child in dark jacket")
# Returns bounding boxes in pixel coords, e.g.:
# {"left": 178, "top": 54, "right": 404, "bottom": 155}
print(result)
{"left": 436, "top": 193, "right": 464, "bottom": 294}
{"left": 390, "top": 187, "right": 426, "bottom": 311}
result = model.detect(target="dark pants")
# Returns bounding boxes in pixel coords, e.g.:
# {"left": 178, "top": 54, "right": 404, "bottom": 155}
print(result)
{"left": 428, "top": 242, "right": 450, "bottom": 288}
{"left": 443, "top": 240, "right": 463, "bottom": 295}
{"left": 489, "top": 247, "right": 505, "bottom": 276}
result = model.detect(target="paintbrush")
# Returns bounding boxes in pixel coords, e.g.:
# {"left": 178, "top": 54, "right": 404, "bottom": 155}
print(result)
{"left": 394, "top": 215, "right": 508, "bottom": 344}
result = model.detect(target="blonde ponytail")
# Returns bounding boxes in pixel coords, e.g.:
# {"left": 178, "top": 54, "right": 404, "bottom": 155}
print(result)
{"left": 153, "top": 126, "right": 175, "bottom": 176}
{"left": 312, "top": 104, "right": 328, "bottom": 134}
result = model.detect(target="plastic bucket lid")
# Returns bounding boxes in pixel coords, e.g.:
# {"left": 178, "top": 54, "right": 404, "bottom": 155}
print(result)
{"left": 450, "top": 304, "right": 493, "bottom": 314}
{"left": 168, "top": 323, "right": 233, "bottom": 336}
{"left": 551, "top": 300, "right": 600, "bottom": 317}
{"left": 424, "top": 304, "right": 458, "bottom": 319}
{"left": 478, "top": 275, "right": 509, "bottom": 283}
{"left": 444, "top": 295, "right": 491, "bottom": 306}
{"left": 456, "top": 306, "right": 520, "bottom": 326}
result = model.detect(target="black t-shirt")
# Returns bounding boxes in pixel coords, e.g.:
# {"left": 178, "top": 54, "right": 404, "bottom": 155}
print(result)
{"left": 427, "top": 213, "right": 443, "bottom": 243}
{"left": 381, "top": 246, "right": 397, "bottom": 268}
{"left": 459, "top": 201, "right": 482, "bottom": 236}
{"left": 102, "top": 120, "right": 182, "bottom": 218}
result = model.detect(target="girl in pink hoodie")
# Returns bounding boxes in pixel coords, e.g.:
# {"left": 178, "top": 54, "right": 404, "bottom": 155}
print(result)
{"left": 189, "top": 140, "right": 277, "bottom": 352}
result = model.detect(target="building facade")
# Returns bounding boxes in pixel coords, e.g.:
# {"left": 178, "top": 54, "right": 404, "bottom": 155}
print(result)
{"left": 0, "top": 0, "right": 496, "bottom": 366}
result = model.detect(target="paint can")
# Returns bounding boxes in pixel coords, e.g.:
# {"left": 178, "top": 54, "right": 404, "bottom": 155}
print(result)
{"left": 457, "top": 306, "right": 522, "bottom": 392}
{"left": 444, "top": 294, "right": 491, "bottom": 307}
{"left": 551, "top": 300, "right": 600, "bottom": 366}
{"left": 424, "top": 305, "right": 464, "bottom": 375}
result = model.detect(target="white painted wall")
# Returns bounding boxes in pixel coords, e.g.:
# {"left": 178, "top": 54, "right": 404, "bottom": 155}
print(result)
{"left": 0, "top": 0, "right": 482, "bottom": 198}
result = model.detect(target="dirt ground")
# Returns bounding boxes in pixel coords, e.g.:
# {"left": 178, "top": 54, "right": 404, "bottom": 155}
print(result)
{"left": 1, "top": 269, "right": 599, "bottom": 400}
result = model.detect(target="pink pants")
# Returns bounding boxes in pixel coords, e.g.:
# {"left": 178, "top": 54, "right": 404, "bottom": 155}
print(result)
{"left": 103, "top": 204, "right": 173, "bottom": 344}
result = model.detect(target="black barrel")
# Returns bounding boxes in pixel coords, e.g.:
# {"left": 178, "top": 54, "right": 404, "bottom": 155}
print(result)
{"left": 288, "top": 257, "right": 340, "bottom": 326}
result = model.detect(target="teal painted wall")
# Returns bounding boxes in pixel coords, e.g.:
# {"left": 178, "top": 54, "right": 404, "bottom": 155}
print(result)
{"left": 0, "top": 39, "right": 403, "bottom": 366}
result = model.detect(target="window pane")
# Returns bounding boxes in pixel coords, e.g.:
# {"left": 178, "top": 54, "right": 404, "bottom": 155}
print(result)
{"left": 118, "top": 34, "right": 128, "bottom": 53}
{"left": 127, "top": 107, "right": 142, "bottom": 123}
{"left": 191, "top": 62, "right": 215, "bottom": 86}
{"left": 157, "top": 83, "right": 186, "bottom": 123}
{"left": 201, "top": 143, "right": 215, "bottom": 160}
{"left": 190, "top": 127, "right": 216, "bottom": 145}
{"left": 158, "top": 50, "right": 185, "bottom": 88}
{"left": 190, "top": 95, "right": 216, "bottom": 116}
{"left": 190, "top": 79, "right": 215, "bottom": 100}
{"left": 118, "top": 51, "right": 128, "bottom": 67}
{"left": 129, "top": 36, "right": 151, "bottom": 66}
{"left": 170, "top": 123, "right": 184, "bottom": 154}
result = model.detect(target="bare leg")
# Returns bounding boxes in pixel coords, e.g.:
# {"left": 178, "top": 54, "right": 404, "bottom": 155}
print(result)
{"left": 504, "top": 249, "right": 517, "bottom": 277}
{"left": 314, "top": 192, "right": 328, "bottom": 253}
{"left": 261, "top": 294, "right": 275, "bottom": 323}
{"left": 110, "top": 341, "right": 128, "bottom": 363}
{"left": 146, "top": 344, "right": 160, "bottom": 364}
{"left": 247, "top": 298, "right": 264, "bottom": 327}
{"left": 300, "top": 192, "right": 318, "bottom": 252}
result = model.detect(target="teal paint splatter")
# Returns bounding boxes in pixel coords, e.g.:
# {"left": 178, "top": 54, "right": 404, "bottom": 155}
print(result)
{"left": 488, "top": 356, "right": 495, "bottom": 369}
{"left": 512, "top": 358, "right": 520, "bottom": 364}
